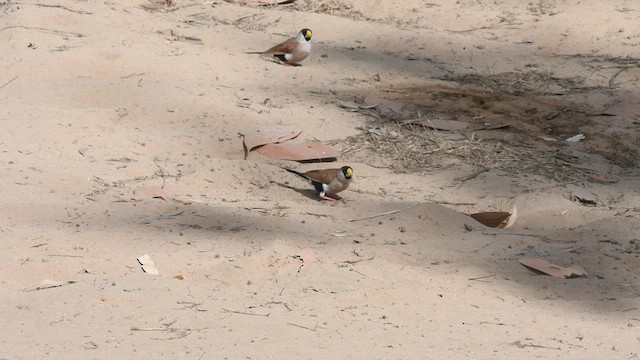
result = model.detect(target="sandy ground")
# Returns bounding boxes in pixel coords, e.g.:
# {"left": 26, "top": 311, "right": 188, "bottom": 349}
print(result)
{"left": 1, "top": 0, "right": 640, "bottom": 358}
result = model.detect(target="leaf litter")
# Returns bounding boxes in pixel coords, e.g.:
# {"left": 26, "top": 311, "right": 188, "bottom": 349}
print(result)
{"left": 336, "top": 74, "right": 631, "bottom": 181}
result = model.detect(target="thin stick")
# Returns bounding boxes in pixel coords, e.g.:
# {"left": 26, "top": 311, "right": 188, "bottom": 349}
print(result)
{"left": 0, "top": 25, "right": 84, "bottom": 38}
{"left": 153, "top": 158, "right": 166, "bottom": 188}
{"left": 435, "top": 201, "right": 477, "bottom": 206}
{"left": 455, "top": 168, "right": 489, "bottom": 188}
{"left": 349, "top": 268, "right": 366, "bottom": 276}
{"left": 468, "top": 274, "right": 495, "bottom": 281}
{"left": 0, "top": 76, "right": 18, "bottom": 90}
{"left": 130, "top": 326, "right": 171, "bottom": 332}
{"left": 447, "top": 24, "right": 521, "bottom": 33}
{"left": 348, "top": 203, "right": 418, "bottom": 222}
{"left": 24, "top": 280, "right": 77, "bottom": 292}
{"left": 221, "top": 308, "right": 270, "bottom": 317}
{"left": 121, "top": 72, "right": 146, "bottom": 79}
{"left": 608, "top": 66, "right": 630, "bottom": 88}
{"left": 15, "top": 2, "right": 93, "bottom": 14}
{"left": 512, "top": 341, "right": 561, "bottom": 350}
{"left": 481, "top": 230, "right": 577, "bottom": 243}
{"left": 338, "top": 256, "right": 375, "bottom": 264}
{"left": 287, "top": 322, "right": 317, "bottom": 332}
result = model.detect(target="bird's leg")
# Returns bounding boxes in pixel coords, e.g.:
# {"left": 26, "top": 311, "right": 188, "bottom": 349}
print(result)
{"left": 319, "top": 192, "right": 340, "bottom": 205}
{"left": 320, "top": 195, "right": 337, "bottom": 201}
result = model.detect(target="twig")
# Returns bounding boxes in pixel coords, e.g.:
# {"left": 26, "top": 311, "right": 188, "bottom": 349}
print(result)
{"left": 608, "top": 66, "right": 631, "bottom": 88}
{"left": 144, "top": 3, "right": 200, "bottom": 13}
{"left": 24, "top": 280, "right": 77, "bottom": 292}
{"left": 120, "top": 72, "right": 146, "bottom": 79}
{"left": 221, "top": 308, "right": 270, "bottom": 317}
{"left": 0, "top": 76, "right": 18, "bottom": 90}
{"left": 455, "top": 168, "right": 489, "bottom": 188}
{"left": 153, "top": 158, "right": 166, "bottom": 188}
{"left": 468, "top": 274, "right": 495, "bottom": 281}
{"left": 130, "top": 321, "right": 204, "bottom": 339}
{"left": 481, "top": 230, "right": 578, "bottom": 243}
{"left": 447, "top": 24, "right": 521, "bottom": 33}
{"left": 287, "top": 322, "right": 317, "bottom": 332}
{"left": 348, "top": 204, "right": 418, "bottom": 222}
{"left": 303, "top": 212, "right": 331, "bottom": 218}
{"left": 0, "top": 25, "right": 84, "bottom": 38}
{"left": 435, "top": 201, "right": 477, "bottom": 206}
{"left": 132, "top": 320, "right": 178, "bottom": 332}
{"left": 14, "top": 2, "right": 93, "bottom": 14}
{"left": 176, "top": 301, "right": 205, "bottom": 311}
{"left": 512, "top": 341, "right": 561, "bottom": 350}
{"left": 264, "top": 301, "right": 292, "bottom": 311}
{"left": 338, "top": 256, "right": 375, "bottom": 264}
{"left": 131, "top": 326, "right": 171, "bottom": 332}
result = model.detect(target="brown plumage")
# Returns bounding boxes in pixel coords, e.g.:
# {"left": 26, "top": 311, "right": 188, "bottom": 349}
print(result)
{"left": 285, "top": 166, "right": 353, "bottom": 201}
{"left": 247, "top": 28, "right": 312, "bottom": 66}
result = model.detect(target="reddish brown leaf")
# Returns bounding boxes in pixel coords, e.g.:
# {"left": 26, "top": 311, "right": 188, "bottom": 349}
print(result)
{"left": 519, "top": 258, "right": 587, "bottom": 278}
{"left": 469, "top": 211, "right": 511, "bottom": 228}
{"left": 241, "top": 125, "right": 301, "bottom": 153}
{"left": 256, "top": 142, "right": 339, "bottom": 161}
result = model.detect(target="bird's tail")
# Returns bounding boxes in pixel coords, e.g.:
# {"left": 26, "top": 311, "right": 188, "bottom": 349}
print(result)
{"left": 285, "top": 168, "right": 306, "bottom": 179}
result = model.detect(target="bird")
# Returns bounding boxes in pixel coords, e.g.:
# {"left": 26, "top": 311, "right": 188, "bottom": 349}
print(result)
{"left": 285, "top": 166, "right": 353, "bottom": 202}
{"left": 246, "top": 28, "right": 312, "bottom": 66}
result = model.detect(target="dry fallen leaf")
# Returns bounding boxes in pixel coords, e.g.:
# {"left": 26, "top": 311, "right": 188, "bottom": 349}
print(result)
{"left": 256, "top": 142, "right": 339, "bottom": 161}
{"left": 519, "top": 258, "right": 587, "bottom": 278}
{"left": 469, "top": 211, "right": 511, "bottom": 228}
{"left": 241, "top": 125, "right": 302, "bottom": 154}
